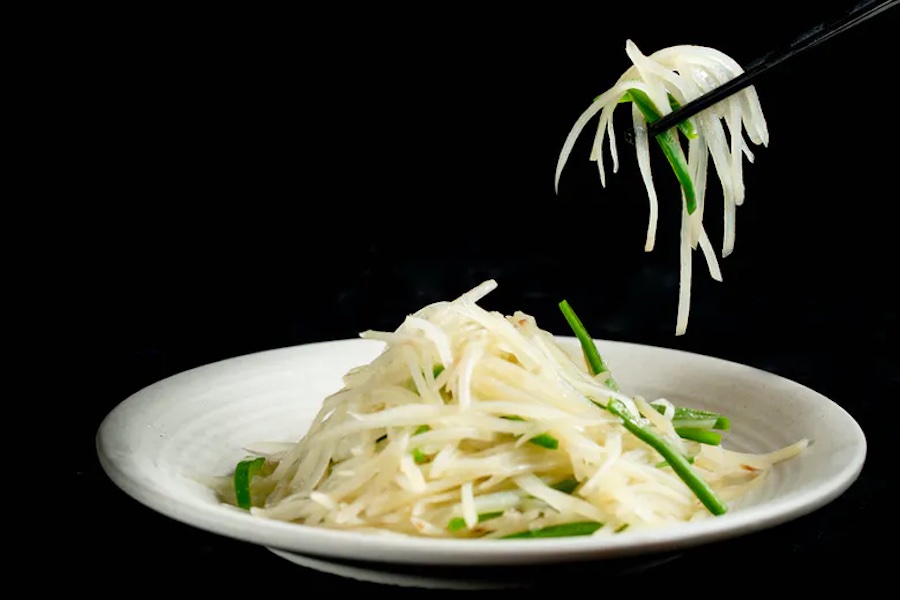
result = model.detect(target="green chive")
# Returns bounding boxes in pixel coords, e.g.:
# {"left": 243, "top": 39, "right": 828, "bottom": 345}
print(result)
{"left": 448, "top": 511, "right": 505, "bottom": 532}
{"left": 549, "top": 477, "right": 580, "bottom": 494}
{"left": 412, "top": 448, "right": 428, "bottom": 464}
{"left": 500, "top": 415, "right": 559, "bottom": 450}
{"left": 233, "top": 457, "right": 266, "bottom": 510}
{"left": 667, "top": 94, "right": 698, "bottom": 139}
{"left": 656, "top": 405, "right": 731, "bottom": 431}
{"left": 501, "top": 521, "right": 603, "bottom": 539}
{"left": 675, "top": 427, "right": 722, "bottom": 445}
{"left": 528, "top": 434, "right": 559, "bottom": 450}
{"left": 627, "top": 88, "right": 697, "bottom": 214}
{"left": 558, "top": 300, "right": 728, "bottom": 516}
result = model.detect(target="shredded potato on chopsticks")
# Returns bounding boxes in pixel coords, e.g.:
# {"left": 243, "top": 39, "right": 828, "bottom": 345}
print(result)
{"left": 214, "top": 281, "right": 806, "bottom": 539}
{"left": 555, "top": 40, "right": 769, "bottom": 335}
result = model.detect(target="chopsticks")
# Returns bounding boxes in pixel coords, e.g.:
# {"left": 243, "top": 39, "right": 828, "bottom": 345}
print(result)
{"left": 647, "top": 0, "right": 899, "bottom": 138}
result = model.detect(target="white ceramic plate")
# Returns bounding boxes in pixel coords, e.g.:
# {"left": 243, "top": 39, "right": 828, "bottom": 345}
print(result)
{"left": 96, "top": 338, "right": 866, "bottom": 576}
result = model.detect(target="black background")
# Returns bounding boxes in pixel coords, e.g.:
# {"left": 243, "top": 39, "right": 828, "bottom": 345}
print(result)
{"left": 63, "top": 1, "right": 896, "bottom": 594}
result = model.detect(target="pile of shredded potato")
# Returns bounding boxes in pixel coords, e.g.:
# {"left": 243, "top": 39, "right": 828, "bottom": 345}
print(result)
{"left": 556, "top": 41, "right": 769, "bottom": 335}
{"left": 215, "top": 281, "right": 806, "bottom": 538}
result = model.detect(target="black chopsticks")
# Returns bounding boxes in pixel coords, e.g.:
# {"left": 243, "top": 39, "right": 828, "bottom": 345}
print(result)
{"left": 646, "top": 0, "right": 899, "bottom": 138}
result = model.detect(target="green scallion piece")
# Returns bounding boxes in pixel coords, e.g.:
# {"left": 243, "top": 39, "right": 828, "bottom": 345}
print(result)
{"left": 675, "top": 407, "right": 730, "bottom": 431}
{"left": 657, "top": 456, "right": 695, "bottom": 468}
{"left": 667, "top": 94, "right": 698, "bottom": 139}
{"left": 233, "top": 457, "right": 266, "bottom": 510}
{"left": 447, "top": 511, "right": 505, "bottom": 532}
{"left": 656, "top": 405, "right": 731, "bottom": 431}
{"left": 617, "top": 92, "right": 697, "bottom": 142}
{"left": 412, "top": 425, "right": 432, "bottom": 462}
{"left": 528, "top": 434, "right": 559, "bottom": 450}
{"left": 558, "top": 301, "right": 619, "bottom": 391}
{"left": 558, "top": 300, "right": 728, "bottom": 516}
{"left": 674, "top": 427, "right": 722, "bottom": 445}
{"left": 626, "top": 88, "right": 697, "bottom": 214}
{"left": 501, "top": 521, "right": 603, "bottom": 539}
{"left": 549, "top": 477, "right": 579, "bottom": 494}
{"left": 500, "top": 415, "right": 560, "bottom": 449}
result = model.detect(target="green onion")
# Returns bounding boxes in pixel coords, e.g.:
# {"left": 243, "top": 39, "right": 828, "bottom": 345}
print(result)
{"left": 233, "top": 457, "right": 266, "bottom": 510}
{"left": 654, "top": 405, "right": 731, "bottom": 431}
{"left": 674, "top": 427, "right": 722, "bottom": 445}
{"left": 626, "top": 88, "right": 697, "bottom": 214}
{"left": 604, "top": 395, "right": 729, "bottom": 515}
{"left": 549, "top": 477, "right": 580, "bottom": 494}
{"left": 676, "top": 407, "right": 730, "bottom": 431}
{"left": 713, "top": 416, "right": 730, "bottom": 431}
{"left": 500, "top": 415, "right": 560, "bottom": 450}
{"left": 558, "top": 300, "right": 728, "bottom": 516}
{"left": 501, "top": 521, "right": 603, "bottom": 539}
{"left": 657, "top": 456, "right": 695, "bottom": 468}
{"left": 448, "top": 511, "right": 504, "bottom": 532}
{"left": 558, "top": 300, "right": 619, "bottom": 391}
{"left": 618, "top": 91, "right": 697, "bottom": 141}
{"left": 615, "top": 523, "right": 630, "bottom": 533}
{"left": 667, "top": 94, "right": 698, "bottom": 139}
{"left": 411, "top": 425, "right": 433, "bottom": 462}
{"left": 527, "top": 434, "right": 559, "bottom": 450}
{"left": 673, "top": 417, "right": 717, "bottom": 429}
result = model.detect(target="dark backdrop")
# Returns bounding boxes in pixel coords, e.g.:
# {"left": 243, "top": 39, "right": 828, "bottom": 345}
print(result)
{"left": 64, "top": 1, "right": 896, "bottom": 594}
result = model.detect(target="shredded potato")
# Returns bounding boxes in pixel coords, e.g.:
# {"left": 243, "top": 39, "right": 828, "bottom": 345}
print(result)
{"left": 556, "top": 40, "right": 769, "bottom": 335}
{"left": 214, "top": 281, "right": 806, "bottom": 538}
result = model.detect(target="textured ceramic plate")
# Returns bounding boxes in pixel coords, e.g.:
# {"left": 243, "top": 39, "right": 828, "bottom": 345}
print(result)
{"left": 96, "top": 338, "right": 866, "bottom": 573}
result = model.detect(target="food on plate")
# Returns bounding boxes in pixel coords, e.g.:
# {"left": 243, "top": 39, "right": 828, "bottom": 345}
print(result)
{"left": 556, "top": 41, "right": 769, "bottom": 335}
{"left": 213, "top": 281, "right": 806, "bottom": 538}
